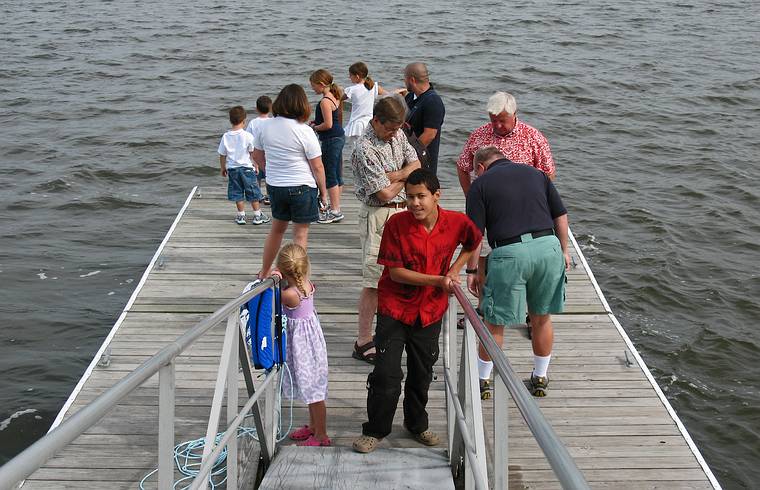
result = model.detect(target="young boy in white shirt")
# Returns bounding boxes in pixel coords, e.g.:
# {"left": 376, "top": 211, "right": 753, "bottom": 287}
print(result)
{"left": 245, "top": 96, "right": 273, "bottom": 205}
{"left": 218, "top": 105, "right": 270, "bottom": 225}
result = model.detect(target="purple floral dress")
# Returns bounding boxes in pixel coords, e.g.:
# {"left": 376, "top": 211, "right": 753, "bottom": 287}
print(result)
{"left": 282, "top": 283, "right": 328, "bottom": 404}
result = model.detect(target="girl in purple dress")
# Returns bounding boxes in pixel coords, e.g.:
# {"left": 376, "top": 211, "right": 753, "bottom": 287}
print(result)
{"left": 276, "top": 243, "right": 331, "bottom": 446}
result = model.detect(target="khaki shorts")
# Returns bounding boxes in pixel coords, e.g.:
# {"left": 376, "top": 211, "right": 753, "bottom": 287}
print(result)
{"left": 358, "top": 203, "right": 404, "bottom": 288}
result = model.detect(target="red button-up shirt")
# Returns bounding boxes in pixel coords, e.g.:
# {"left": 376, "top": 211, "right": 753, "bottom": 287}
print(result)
{"left": 377, "top": 208, "right": 482, "bottom": 327}
{"left": 456, "top": 119, "right": 555, "bottom": 176}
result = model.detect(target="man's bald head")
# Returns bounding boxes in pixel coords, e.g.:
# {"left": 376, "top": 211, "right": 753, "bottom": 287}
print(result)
{"left": 404, "top": 62, "right": 430, "bottom": 83}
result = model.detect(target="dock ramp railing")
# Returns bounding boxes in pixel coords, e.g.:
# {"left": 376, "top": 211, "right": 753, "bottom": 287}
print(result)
{"left": 443, "top": 284, "right": 589, "bottom": 489}
{"left": 0, "top": 278, "right": 283, "bottom": 490}
{"left": 1, "top": 277, "right": 589, "bottom": 490}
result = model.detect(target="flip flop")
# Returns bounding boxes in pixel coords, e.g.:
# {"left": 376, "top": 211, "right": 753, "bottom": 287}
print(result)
{"left": 352, "top": 340, "right": 376, "bottom": 364}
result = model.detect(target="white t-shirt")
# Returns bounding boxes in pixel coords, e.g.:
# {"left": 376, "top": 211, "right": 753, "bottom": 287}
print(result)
{"left": 217, "top": 129, "right": 255, "bottom": 169}
{"left": 253, "top": 117, "right": 322, "bottom": 187}
{"left": 245, "top": 116, "right": 271, "bottom": 141}
{"left": 344, "top": 82, "right": 379, "bottom": 137}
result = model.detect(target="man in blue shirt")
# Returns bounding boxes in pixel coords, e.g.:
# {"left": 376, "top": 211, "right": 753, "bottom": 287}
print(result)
{"left": 466, "top": 147, "right": 571, "bottom": 397}
{"left": 404, "top": 62, "right": 445, "bottom": 175}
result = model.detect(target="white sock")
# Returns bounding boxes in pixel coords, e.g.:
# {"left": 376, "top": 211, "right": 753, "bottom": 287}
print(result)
{"left": 253, "top": 210, "right": 262, "bottom": 216}
{"left": 237, "top": 211, "right": 245, "bottom": 217}
{"left": 533, "top": 354, "right": 551, "bottom": 377}
{"left": 478, "top": 357, "right": 493, "bottom": 380}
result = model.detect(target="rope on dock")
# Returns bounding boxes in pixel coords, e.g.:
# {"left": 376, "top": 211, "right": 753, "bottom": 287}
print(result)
{"left": 139, "top": 365, "right": 294, "bottom": 489}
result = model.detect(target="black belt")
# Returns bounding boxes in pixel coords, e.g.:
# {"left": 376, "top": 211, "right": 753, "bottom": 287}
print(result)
{"left": 494, "top": 229, "right": 554, "bottom": 248}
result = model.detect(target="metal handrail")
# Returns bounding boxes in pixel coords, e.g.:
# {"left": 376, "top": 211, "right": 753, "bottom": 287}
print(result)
{"left": 0, "top": 278, "right": 278, "bottom": 489}
{"left": 450, "top": 284, "right": 589, "bottom": 489}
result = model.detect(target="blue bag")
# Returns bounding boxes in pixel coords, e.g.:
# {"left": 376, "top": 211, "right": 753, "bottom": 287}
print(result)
{"left": 240, "top": 280, "right": 286, "bottom": 370}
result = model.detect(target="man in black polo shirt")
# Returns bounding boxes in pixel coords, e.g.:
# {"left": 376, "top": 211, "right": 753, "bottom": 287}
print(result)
{"left": 465, "top": 147, "right": 570, "bottom": 397}
{"left": 404, "top": 62, "right": 445, "bottom": 175}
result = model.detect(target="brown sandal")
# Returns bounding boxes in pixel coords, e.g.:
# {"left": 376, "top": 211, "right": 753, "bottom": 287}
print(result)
{"left": 352, "top": 340, "right": 376, "bottom": 364}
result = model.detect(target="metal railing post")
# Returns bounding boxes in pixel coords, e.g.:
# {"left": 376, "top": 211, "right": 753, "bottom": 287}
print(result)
{"left": 458, "top": 327, "right": 473, "bottom": 489}
{"left": 264, "top": 370, "right": 276, "bottom": 458}
{"left": 198, "top": 312, "right": 239, "bottom": 490}
{"left": 271, "top": 292, "right": 278, "bottom": 457}
{"left": 237, "top": 321, "right": 271, "bottom": 466}
{"left": 464, "top": 324, "right": 488, "bottom": 484}
{"left": 494, "top": 375, "right": 508, "bottom": 490}
{"left": 444, "top": 296, "right": 458, "bottom": 458}
{"left": 226, "top": 312, "right": 239, "bottom": 489}
{"left": 458, "top": 321, "right": 488, "bottom": 489}
{"left": 158, "top": 361, "right": 175, "bottom": 490}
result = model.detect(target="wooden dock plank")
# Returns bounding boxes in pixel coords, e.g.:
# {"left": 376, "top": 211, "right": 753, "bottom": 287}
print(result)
{"left": 23, "top": 185, "right": 715, "bottom": 489}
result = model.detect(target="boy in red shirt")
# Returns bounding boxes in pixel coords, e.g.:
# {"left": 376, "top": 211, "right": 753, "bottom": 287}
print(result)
{"left": 353, "top": 168, "right": 482, "bottom": 453}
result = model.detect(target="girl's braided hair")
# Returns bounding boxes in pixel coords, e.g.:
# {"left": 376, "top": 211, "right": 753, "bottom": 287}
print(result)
{"left": 276, "top": 243, "right": 310, "bottom": 298}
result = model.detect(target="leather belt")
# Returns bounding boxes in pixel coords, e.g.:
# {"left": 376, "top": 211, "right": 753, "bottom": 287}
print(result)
{"left": 494, "top": 228, "right": 554, "bottom": 247}
{"left": 377, "top": 202, "right": 406, "bottom": 209}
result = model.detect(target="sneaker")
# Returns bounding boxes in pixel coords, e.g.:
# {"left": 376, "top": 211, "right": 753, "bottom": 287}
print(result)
{"left": 288, "top": 425, "right": 313, "bottom": 441}
{"left": 251, "top": 212, "right": 271, "bottom": 225}
{"left": 329, "top": 210, "right": 345, "bottom": 223}
{"left": 479, "top": 379, "right": 492, "bottom": 400}
{"left": 235, "top": 214, "right": 246, "bottom": 225}
{"left": 352, "top": 435, "right": 380, "bottom": 453}
{"left": 298, "top": 435, "right": 332, "bottom": 447}
{"left": 411, "top": 429, "right": 440, "bottom": 447}
{"left": 317, "top": 209, "right": 334, "bottom": 224}
{"left": 529, "top": 373, "right": 549, "bottom": 397}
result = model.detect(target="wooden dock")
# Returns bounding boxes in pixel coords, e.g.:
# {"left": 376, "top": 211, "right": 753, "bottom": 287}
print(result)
{"left": 20, "top": 183, "right": 720, "bottom": 489}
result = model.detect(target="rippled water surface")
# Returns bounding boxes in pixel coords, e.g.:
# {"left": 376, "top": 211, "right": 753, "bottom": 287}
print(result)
{"left": 1, "top": 1, "right": 759, "bottom": 487}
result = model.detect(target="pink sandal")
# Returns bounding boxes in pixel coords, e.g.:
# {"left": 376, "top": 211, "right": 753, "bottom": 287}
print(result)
{"left": 289, "top": 425, "right": 314, "bottom": 441}
{"left": 297, "top": 435, "right": 332, "bottom": 447}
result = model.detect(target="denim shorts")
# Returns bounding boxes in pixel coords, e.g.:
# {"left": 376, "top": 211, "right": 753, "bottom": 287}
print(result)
{"left": 320, "top": 135, "right": 345, "bottom": 188}
{"left": 267, "top": 184, "right": 318, "bottom": 223}
{"left": 227, "top": 167, "right": 262, "bottom": 202}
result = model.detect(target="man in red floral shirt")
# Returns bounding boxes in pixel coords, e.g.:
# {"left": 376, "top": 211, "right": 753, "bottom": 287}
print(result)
{"left": 457, "top": 91, "right": 555, "bottom": 195}
{"left": 352, "top": 168, "right": 482, "bottom": 454}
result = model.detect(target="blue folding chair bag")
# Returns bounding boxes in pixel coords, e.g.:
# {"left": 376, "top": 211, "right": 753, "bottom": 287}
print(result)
{"left": 241, "top": 281, "right": 286, "bottom": 370}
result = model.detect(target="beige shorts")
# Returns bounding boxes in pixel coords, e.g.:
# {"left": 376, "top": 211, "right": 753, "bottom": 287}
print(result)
{"left": 358, "top": 203, "right": 404, "bottom": 288}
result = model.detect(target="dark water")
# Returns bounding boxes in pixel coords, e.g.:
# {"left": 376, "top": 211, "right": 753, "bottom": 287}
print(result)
{"left": 1, "top": 1, "right": 758, "bottom": 487}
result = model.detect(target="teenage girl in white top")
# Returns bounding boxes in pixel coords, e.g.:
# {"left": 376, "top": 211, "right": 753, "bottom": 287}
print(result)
{"left": 343, "top": 62, "right": 387, "bottom": 138}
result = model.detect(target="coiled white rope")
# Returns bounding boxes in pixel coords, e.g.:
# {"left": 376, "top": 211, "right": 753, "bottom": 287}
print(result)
{"left": 139, "top": 364, "right": 294, "bottom": 489}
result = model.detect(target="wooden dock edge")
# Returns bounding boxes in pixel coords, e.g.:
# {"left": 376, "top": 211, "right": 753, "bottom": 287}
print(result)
{"left": 568, "top": 230, "right": 722, "bottom": 489}
{"left": 45, "top": 186, "right": 198, "bottom": 434}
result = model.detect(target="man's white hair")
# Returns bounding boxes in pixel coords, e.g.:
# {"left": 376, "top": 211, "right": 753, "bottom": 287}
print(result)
{"left": 487, "top": 91, "right": 518, "bottom": 116}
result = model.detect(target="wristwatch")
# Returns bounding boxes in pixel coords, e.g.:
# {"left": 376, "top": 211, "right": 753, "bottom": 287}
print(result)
{"left": 465, "top": 268, "right": 478, "bottom": 274}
